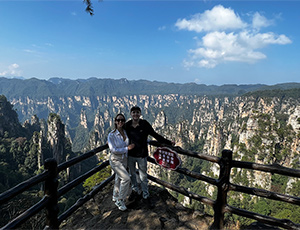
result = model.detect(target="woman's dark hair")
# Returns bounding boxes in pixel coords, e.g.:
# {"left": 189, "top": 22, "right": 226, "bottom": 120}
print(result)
{"left": 114, "top": 113, "right": 126, "bottom": 130}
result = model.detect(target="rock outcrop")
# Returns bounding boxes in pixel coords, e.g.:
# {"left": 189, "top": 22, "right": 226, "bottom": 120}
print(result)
{"left": 60, "top": 184, "right": 213, "bottom": 230}
{"left": 47, "top": 113, "right": 68, "bottom": 165}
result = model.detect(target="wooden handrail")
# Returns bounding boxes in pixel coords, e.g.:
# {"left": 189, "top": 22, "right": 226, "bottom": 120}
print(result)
{"left": 1, "top": 196, "right": 49, "bottom": 230}
{"left": 232, "top": 160, "right": 300, "bottom": 178}
{"left": 230, "top": 183, "right": 300, "bottom": 205}
{"left": 44, "top": 158, "right": 59, "bottom": 229}
{"left": 147, "top": 174, "right": 215, "bottom": 207}
{"left": 0, "top": 144, "right": 109, "bottom": 206}
{"left": 58, "top": 160, "right": 110, "bottom": 197}
{"left": 57, "top": 144, "right": 109, "bottom": 172}
{"left": 147, "top": 143, "right": 300, "bottom": 230}
{"left": 1, "top": 142, "right": 300, "bottom": 230}
{"left": 0, "top": 143, "right": 110, "bottom": 230}
{"left": 57, "top": 175, "right": 114, "bottom": 225}
{"left": 147, "top": 156, "right": 218, "bottom": 186}
{"left": 226, "top": 205, "right": 300, "bottom": 230}
{"left": 0, "top": 171, "right": 49, "bottom": 205}
{"left": 149, "top": 140, "right": 220, "bottom": 163}
{"left": 211, "top": 149, "right": 232, "bottom": 229}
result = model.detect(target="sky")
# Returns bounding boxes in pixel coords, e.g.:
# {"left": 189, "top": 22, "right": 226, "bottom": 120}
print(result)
{"left": 0, "top": 0, "right": 299, "bottom": 85}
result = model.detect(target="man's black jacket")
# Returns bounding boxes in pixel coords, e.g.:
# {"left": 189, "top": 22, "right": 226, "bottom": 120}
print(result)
{"left": 125, "top": 119, "right": 172, "bottom": 158}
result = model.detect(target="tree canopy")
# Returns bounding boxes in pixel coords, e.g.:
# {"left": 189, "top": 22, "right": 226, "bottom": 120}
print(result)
{"left": 84, "top": 0, "right": 94, "bottom": 16}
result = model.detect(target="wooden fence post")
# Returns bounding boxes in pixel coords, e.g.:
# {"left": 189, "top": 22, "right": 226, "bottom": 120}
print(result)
{"left": 44, "top": 158, "right": 59, "bottom": 229}
{"left": 210, "top": 149, "right": 232, "bottom": 230}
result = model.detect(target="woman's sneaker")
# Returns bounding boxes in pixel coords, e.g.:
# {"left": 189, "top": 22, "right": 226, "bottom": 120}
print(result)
{"left": 112, "top": 196, "right": 118, "bottom": 202}
{"left": 115, "top": 199, "right": 127, "bottom": 211}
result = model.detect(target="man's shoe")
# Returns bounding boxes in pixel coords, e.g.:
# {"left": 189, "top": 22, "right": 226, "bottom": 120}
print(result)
{"left": 115, "top": 199, "right": 127, "bottom": 211}
{"left": 144, "top": 197, "right": 154, "bottom": 209}
{"left": 128, "top": 190, "right": 138, "bottom": 201}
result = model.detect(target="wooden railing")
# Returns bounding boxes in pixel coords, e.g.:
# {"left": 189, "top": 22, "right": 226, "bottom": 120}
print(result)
{"left": 0, "top": 144, "right": 112, "bottom": 229}
{"left": 1, "top": 141, "right": 300, "bottom": 230}
{"left": 148, "top": 141, "right": 300, "bottom": 230}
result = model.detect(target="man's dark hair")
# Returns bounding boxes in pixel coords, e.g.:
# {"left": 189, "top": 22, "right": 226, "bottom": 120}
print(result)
{"left": 130, "top": 106, "right": 141, "bottom": 112}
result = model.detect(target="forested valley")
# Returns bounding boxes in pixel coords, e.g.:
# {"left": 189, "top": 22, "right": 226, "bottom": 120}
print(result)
{"left": 1, "top": 78, "right": 300, "bottom": 228}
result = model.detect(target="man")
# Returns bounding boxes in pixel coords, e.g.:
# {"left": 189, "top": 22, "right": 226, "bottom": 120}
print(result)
{"left": 125, "top": 106, "right": 174, "bottom": 208}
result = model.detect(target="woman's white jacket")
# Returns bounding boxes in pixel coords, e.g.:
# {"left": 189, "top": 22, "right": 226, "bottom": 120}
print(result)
{"left": 107, "top": 129, "right": 129, "bottom": 159}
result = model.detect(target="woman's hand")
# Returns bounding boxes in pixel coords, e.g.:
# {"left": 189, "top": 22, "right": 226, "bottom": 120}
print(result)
{"left": 128, "top": 143, "right": 135, "bottom": 150}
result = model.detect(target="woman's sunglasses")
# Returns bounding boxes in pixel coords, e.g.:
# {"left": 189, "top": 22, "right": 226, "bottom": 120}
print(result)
{"left": 116, "top": 119, "right": 125, "bottom": 122}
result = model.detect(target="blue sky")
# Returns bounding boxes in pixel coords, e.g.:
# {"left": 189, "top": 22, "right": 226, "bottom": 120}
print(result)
{"left": 0, "top": 0, "right": 299, "bottom": 85}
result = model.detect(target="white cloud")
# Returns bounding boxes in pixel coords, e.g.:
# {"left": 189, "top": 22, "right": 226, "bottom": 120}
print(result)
{"left": 198, "top": 59, "right": 217, "bottom": 68}
{"left": 158, "top": 26, "right": 166, "bottom": 31}
{"left": 24, "top": 49, "right": 36, "bottom": 53}
{"left": 194, "top": 78, "right": 202, "bottom": 83}
{"left": 175, "top": 5, "right": 292, "bottom": 69}
{"left": 182, "top": 60, "right": 195, "bottom": 70}
{"left": 239, "top": 31, "right": 291, "bottom": 49}
{"left": 0, "top": 63, "right": 22, "bottom": 77}
{"left": 175, "top": 5, "right": 246, "bottom": 33}
{"left": 45, "top": 43, "right": 54, "bottom": 47}
{"left": 252, "top": 12, "right": 273, "bottom": 30}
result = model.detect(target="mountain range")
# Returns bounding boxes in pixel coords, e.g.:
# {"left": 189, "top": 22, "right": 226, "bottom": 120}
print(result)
{"left": 1, "top": 77, "right": 300, "bottom": 226}
{"left": 2, "top": 77, "right": 300, "bottom": 99}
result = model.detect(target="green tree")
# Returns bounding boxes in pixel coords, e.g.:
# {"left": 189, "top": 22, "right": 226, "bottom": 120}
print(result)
{"left": 83, "top": 165, "right": 111, "bottom": 193}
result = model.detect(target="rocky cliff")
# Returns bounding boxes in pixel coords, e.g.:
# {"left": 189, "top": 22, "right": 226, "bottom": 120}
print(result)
{"left": 1, "top": 78, "right": 300, "bottom": 227}
{"left": 4, "top": 90, "right": 300, "bottom": 190}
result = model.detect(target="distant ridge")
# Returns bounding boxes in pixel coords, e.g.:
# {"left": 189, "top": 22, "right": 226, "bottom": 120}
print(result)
{"left": 1, "top": 77, "right": 300, "bottom": 99}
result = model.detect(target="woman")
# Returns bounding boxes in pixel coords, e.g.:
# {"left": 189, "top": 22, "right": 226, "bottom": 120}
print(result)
{"left": 107, "top": 113, "right": 134, "bottom": 211}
